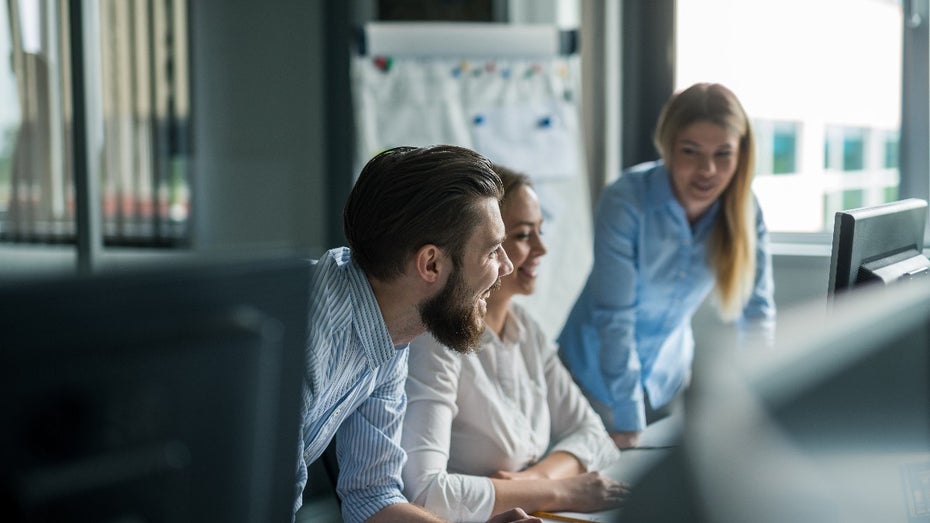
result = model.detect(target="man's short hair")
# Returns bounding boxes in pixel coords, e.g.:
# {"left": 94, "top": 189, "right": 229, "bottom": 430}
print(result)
{"left": 344, "top": 145, "right": 504, "bottom": 281}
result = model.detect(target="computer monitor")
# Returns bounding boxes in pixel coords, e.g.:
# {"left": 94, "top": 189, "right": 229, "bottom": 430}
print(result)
{"left": 621, "top": 275, "right": 930, "bottom": 523}
{"left": 0, "top": 255, "right": 310, "bottom": 522}
{"left": 828, "top": 198, "right": 930, "bottom": 296}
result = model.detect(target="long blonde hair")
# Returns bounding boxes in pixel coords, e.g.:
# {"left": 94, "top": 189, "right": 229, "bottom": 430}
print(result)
{"left": 653, "top": 83, "right": 756, "bottom": 321}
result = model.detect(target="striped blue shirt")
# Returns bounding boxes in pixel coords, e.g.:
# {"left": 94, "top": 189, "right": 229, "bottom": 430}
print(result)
{"left": 295, "top": 247, "right": 409, "bottom": 523}
{"left": 558, "top": 161, "right": 775, "bottom": 432}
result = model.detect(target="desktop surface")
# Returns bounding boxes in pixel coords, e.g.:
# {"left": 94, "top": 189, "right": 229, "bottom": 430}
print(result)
{"left": 538, "top": 414, "right": 684, "bottom": 523}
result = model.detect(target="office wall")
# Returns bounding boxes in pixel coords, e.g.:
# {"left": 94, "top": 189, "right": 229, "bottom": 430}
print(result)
{"left": 189, "top": 0, "right": 327, "bottom": 253}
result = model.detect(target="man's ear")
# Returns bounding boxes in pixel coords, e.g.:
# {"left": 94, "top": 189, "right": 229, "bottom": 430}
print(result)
{"left": 413, "top": 244, "right": 449, "bottom": 284}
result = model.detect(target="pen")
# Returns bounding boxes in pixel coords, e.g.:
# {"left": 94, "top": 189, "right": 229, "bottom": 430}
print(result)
{"left": 531, "top": 512, "right": 598, "bottom": 523}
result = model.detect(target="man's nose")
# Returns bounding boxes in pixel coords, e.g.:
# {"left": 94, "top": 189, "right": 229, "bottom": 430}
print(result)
{"left": 499, "top": 249, "right": 514, "bottom": 277}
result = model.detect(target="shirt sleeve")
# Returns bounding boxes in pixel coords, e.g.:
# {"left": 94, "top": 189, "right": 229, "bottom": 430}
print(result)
{"left": 401, "top": 334, "right": 496, "bottom": 522}
{"left": 738, "top": 197, "right": 777, "bottom": 347}
{"left": 293, "top": 412, "right": 308, "bottom": 518}
{"left": 335, "top": 349, "right": 411, "bottom": 523}
{"left": 591, "top": 182, "right": 647, "bottom": 431}
{"left": 535, "top": 320, "right": 620, "bottom": 471}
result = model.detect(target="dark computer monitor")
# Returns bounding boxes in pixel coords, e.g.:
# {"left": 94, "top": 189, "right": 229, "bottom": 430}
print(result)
{"left": 0, "top": 255, "right": 310, "bottom": 522}
{"left": 828, "top": 198, "right": 930, "bottom": 296}
{"left": 622, "top": 277, "right": 930, "bottom": 523}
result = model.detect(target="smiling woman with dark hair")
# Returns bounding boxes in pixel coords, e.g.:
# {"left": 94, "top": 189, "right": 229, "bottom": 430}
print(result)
{"left": 401, "top": 164, "right": 627, "bottom": 522}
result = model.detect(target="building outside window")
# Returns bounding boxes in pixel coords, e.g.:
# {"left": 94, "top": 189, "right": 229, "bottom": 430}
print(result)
{"left": 754, "top": 119, "right": 800, "bottom": 176}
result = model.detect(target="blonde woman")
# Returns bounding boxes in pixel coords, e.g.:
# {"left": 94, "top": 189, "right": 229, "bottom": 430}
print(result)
{"left": 402, "top": 166, "right": 627, "bottom": 522}
{"left": 558, "top": 83, "right": 776, "bottom": 449}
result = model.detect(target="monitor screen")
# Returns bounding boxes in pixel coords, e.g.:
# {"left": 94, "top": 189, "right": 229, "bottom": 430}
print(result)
{"left": 0, "top": 255, "right": 310, "bottom": 522}
{"left": 828, "top": 198, "right": 930, "bottom": 296}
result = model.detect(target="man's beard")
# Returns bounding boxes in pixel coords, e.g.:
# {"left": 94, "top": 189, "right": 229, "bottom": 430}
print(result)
{"left": 419, "top": 269, "right": 499, "bottom": 354}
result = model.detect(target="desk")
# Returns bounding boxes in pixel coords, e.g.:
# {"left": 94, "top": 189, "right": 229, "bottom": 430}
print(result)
{"left": 537, "top": 414, "right": 683, "bottom": 523}
{"left": 297, "top": 415, "right": 685, "bottom": 523}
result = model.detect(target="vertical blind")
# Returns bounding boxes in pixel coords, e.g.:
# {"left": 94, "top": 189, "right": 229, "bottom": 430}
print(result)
{"left": 1, "top": 0, "right": 190, "bottom": 246}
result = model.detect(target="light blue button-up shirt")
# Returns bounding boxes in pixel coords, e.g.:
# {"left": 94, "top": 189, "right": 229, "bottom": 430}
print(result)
{"left": 558, "top": 161, "right": 775, "bottom": 432}
{"left": 295, "top": 247, "right": 409, "bottom": 523}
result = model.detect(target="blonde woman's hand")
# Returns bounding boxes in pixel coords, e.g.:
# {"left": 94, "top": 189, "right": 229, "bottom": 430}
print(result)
{"left": 610, "top": 430, "right": 641, "bottom": 449}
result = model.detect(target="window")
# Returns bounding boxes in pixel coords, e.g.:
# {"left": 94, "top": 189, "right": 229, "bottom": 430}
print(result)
{"left": 676, "top": 0, "right": 904, "bottom": 234}
{"left": 0, "top": 4, "right": 16, "bottom": 227}
{"left": 883, "top": 129, "right": 900, "bottom": 169}
{"left": 754, "top": 119, "right": 799, "bottom": 176}
{"left": 839, "top": 127, "right": 866, "bottom": 171}
{"left": 771, "top": 121, "right": 799, "bottom": 175}
{"left": 821, "top": 125, "right": 900, "bottom": 222}
{"left": 0, "top": 0, "right": 190, "bottom": 247}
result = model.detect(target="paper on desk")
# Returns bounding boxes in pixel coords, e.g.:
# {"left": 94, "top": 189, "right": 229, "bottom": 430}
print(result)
{"left": 536, "top": 508, "right": 622, "bottom": 522}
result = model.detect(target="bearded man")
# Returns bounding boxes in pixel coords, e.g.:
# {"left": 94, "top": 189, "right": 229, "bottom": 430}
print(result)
{"left": 296, "top": 145, "right": 541, "bottom": 523}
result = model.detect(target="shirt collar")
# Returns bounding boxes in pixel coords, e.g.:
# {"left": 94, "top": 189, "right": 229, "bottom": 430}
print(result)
{"left": 339, "top": 248, "right": 397, "bottom": 367}
{"left": 481, "top": 307, "right": 527, "bottom": 347}
{"left": 647, "top": 161, "right": 677, "bottom": 210}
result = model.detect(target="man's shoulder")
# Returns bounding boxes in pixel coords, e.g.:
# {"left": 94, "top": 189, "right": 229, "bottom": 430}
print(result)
{"left": 313, "top": 246, "right": 352, "bottom": 268}
{"left": 312, "top": 247, "right": 361, "bottom": 290}
{"left": 309, "top": 248, "right": 358, "bottom": 330}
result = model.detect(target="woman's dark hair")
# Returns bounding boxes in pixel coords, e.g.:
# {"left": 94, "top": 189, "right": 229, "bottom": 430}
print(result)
{"left": 344, "top": 145, "right": 504, "bottom": 281}
{"left": 491, "top": 164, "right": 533, "bottom": 208}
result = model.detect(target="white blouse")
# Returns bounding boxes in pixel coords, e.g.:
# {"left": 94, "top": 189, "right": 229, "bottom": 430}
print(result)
{"left": 402, "top": 303, "right": 620, "bottom": 522}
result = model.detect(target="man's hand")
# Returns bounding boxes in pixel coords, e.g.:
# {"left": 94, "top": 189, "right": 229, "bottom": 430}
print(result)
{"left": 610, "top": 430, "right": 641, "bottom": 449}
{"left": 487, "top": 508, "right": 543, "bottom": 523}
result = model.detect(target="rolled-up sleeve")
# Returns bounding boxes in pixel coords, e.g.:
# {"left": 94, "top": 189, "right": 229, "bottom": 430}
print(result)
{"left": 293, "top": 419, "right": 308, "bottom": 516}
{"left": 402, "top": 335, "right": 496, "bottom": 522}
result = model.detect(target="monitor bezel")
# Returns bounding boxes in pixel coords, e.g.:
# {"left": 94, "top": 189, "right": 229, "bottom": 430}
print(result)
{"left": 0, "top": 255, "right": 309, "bottom": 522}
{"left": 827, "top": 198, "right": 930, "bottom": 296}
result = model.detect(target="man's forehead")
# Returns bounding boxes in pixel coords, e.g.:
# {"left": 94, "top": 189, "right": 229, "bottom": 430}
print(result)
{"left": 467, "top": 199, "right": 505, "bottom": 248}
